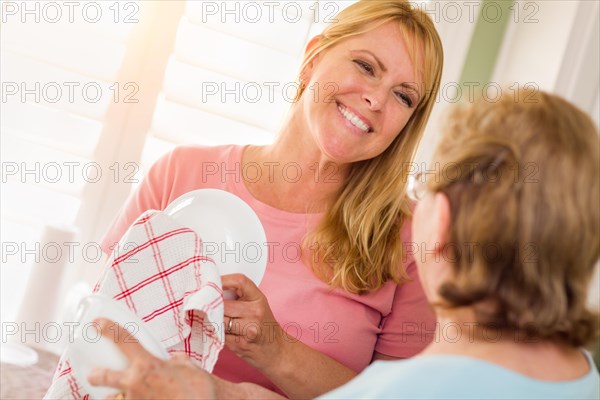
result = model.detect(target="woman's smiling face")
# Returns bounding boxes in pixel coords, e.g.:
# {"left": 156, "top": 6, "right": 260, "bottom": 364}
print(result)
{"left": 301, "top": 21, "right": 424, "bottom": 164}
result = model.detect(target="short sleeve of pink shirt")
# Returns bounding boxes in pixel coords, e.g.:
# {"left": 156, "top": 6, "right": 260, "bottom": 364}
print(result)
{"left": 100, "top": 145, "right": 435, "bottom": 393}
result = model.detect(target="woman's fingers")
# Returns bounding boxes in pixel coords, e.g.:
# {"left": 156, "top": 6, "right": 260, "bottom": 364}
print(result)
{"left": 87, "top": 366, "right": 125, "bottom": 388}
{"left": 88, "top": 318, "right": 157, "bottom": 393}
{"left": 221, "top": 273, "right": 286, "bottom": 367}
{"left": 94, "top": 318, "right": 151, "bottom": 361}
{"left": 224, "top": 315, "right": 253, "bottom": 337}
{"left": 84, "top": 320, "right": 219, "bottom": 399}
{"left": 221, "top": 273, "right": 261, "bottom": 301}
{"left": 222, "top": 273, "right": 266, "bottom": 337}
{"left": 223, "top": 297, "right": 250, "bottom": 319}
{"left": 224, "top": 315, "right": 236, "bottom": 335}
{"left": 170, "top": 353, "right": 192, "bottom": 365}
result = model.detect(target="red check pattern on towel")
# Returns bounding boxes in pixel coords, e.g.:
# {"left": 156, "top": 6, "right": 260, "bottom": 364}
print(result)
{"left": 44, "top": 210, "right": 225, "bottom": 400}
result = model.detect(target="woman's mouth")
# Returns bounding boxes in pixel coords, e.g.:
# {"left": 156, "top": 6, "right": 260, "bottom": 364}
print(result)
{"left": 337, "top": 103, "right": 373, "bottom": 133}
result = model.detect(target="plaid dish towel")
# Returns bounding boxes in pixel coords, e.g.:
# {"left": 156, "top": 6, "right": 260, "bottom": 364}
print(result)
{"left": 44, "top": 210, "right": 224, "bottom": 400}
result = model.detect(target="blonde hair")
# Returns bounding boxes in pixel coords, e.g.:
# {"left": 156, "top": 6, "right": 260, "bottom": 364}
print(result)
{"left": 430, "top": 88, "right": 599, "bottom": 347}
{"left": 300, "top": 0, "right": 444, "bottom": 293}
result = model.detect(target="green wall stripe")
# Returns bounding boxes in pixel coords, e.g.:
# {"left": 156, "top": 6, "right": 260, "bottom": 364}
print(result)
{"left": 460, "top": 0, "right": 514, "bottom": 85}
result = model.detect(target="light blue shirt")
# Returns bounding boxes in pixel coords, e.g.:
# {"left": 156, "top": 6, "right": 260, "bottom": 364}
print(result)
{"left": 321, "top": 351, "right": 600, "bottom": 400}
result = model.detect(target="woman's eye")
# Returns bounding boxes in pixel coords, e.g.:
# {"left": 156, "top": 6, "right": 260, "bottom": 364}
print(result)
{"left": 354, "top": 60, "right": 375, "bottom": 75}
{"left": 396, "top": 92, "right": 414, "bottom": 108}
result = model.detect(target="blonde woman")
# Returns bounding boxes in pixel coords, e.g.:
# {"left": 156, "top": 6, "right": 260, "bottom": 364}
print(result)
{"left": 92, "top": 88, "right": 599, "bottom": 399}
{"left": 98, "top": 0, "right": 443, "bottom": 398}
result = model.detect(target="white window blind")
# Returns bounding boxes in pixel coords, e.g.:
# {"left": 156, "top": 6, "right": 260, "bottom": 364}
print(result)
{"left": 0, "top": 1, "right": 359, "bottom": 343}
{"left": 138, "top": 1, "right": 357, "bottom": 173}
{"left": 0, "top": 0, "right": 142, "bottom": 325}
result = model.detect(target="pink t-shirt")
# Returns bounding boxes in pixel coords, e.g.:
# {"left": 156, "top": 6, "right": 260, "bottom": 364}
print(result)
{"left": 101, "top": 145, "right": 434, "bottom": 392}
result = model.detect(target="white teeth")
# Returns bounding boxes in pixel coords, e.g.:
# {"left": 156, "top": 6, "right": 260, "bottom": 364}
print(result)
{"left": 338, "top": 104, "right": 370, "bottom": 133}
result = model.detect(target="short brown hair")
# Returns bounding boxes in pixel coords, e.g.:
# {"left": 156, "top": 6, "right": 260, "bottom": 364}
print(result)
{"left": 430, "top": 88, "right": 599, "bottom": 347}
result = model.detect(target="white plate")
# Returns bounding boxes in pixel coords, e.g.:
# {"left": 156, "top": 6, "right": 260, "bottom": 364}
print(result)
{"left": 0, "top": 342, "right": 38, "bottom": 366}
{"left": 164, "top": 189, "right": 268, "bottom": 289}
{"left": 68, "top": 294, "right": 168, "bottom": 399}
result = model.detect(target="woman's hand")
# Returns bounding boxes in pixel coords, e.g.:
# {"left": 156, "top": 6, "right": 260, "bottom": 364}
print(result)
{"left": 88, "top": 318, "right": 216, "bottom": 400}
{"left": 221, "top": 274, "right": 288, "bottom": 371}
{"left": 221, "top": 274, "right": 357, "bottom": 399}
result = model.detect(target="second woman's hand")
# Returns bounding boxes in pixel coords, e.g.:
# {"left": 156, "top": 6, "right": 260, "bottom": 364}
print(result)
{"left": 88, "top": 318, "right": 217, "bottom": 400}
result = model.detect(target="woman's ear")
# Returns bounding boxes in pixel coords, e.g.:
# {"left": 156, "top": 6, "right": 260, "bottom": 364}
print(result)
{"left": 432, "top": 192, "right": 451, "bottom": 248}
{"left": 300, "top": 35, "right": 322, "bottom": 82}
{"left": 305, "top": 35, "right": 322, "bottom": 55}
{"left": 425, "top": 192, "right": 453, "bottom": 300}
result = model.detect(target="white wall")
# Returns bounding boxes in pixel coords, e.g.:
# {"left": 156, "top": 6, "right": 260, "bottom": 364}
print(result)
{"left": 493, "top": 0, "right": 599, "bottom": 117}
{"left": 415, "top": 1, "right": 481, "bottom": 164}
{"left": 493, "top": 1, "right": 579, "bottom": 90}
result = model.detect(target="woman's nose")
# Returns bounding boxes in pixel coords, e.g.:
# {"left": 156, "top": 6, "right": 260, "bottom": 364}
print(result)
{"left": 362, "top": 86, "right": 385, "bottom": 110}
